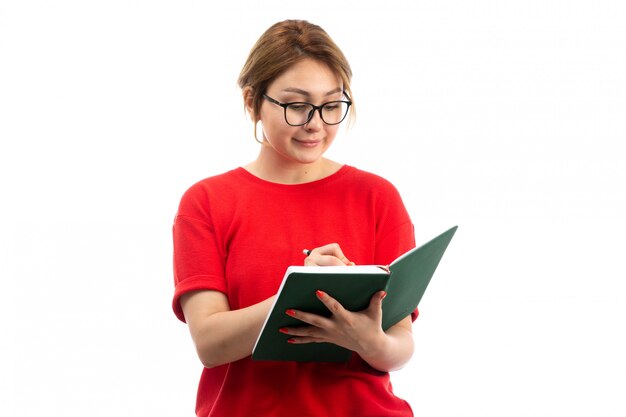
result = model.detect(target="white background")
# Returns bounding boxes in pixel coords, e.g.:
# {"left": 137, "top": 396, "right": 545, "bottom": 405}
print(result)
{"left": 1, "top": 1, "right": 625, "bottom": 416}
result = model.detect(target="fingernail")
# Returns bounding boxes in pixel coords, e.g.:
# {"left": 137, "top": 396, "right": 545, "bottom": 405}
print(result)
{"left": 315, "top": 290, "right": 325, "bottom": 299}
{"left": 287, "top": 338, "right": 297, "bottom": 344}
{"left": 381, "top": 291, "right": 387, "bottom": 300}
{"left": 279, "top": 327, "right": 289, "bottom": 334}
{"left": 285, "top": 309, "right": 296, "bottom": 317}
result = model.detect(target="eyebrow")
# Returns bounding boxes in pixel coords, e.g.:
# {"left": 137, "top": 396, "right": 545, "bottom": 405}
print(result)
{"left": 281, "top": 87, "right": 343, "bottom": 97}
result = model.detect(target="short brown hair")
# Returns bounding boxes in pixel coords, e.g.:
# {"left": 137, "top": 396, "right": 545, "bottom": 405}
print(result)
{"left": 238, "top": 20, "right": 355, "bottom": 125}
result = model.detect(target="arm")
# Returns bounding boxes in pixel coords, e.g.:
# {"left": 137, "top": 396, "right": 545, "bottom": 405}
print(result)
{"left": 180, "top": 290, "right": 275, "bottom": 368}
{"left": 357, "top": 315, "right": 414, "bottom": 372}
{"left": 178, "top": 244, "right": 357, "bottom": 368}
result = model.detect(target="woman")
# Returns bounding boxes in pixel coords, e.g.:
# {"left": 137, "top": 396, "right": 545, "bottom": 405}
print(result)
{"left": 173, "top": 20, "right": 417, "bottom": 416}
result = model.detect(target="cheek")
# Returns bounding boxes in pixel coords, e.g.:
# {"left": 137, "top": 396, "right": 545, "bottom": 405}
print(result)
{"left": 324, "top": 125, "right": 340, "bottom": 140}
{"left": 262, "top": 119, "right": 296, "bottom": 141}
{"left": 259, "top": 108, "right": 291, "bottom": 137}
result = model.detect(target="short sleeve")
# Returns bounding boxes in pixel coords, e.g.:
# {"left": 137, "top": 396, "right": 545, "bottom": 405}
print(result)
{"left": 372, "top": 179, "right": 419, "bottom": 322}
{"left": 373, "top": 181, "right": 416, "bottom": 265}
{"left": 172, "top": 188, "right": 228, "bottom": 322}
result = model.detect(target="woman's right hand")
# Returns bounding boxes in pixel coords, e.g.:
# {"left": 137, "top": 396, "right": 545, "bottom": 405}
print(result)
{"left": 303, "top": 243, "right": 356, "bottom": 266}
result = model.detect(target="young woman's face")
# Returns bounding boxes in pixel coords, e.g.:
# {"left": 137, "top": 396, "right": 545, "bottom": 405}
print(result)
{"left": 258, "top": 58, "right": 345, "bottom": 166}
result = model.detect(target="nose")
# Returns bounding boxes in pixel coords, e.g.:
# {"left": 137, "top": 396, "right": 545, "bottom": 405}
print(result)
{"left": 304, "top": 108, "right": 323, "bottom": 131}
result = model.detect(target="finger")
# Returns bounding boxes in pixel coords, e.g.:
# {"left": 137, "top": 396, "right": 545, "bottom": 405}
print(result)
{"left": 286, "top": 336, "right": 327, "bottom": 344}
{"left": 367, "top": 291, "right": 387, "bottom": 317}
{"left": 305, "top": 254, "right": 346, "bottom": 266}
{"left": 315, "top": 290, "right": 349, "bottom": 319}
{"left": 279, "top": 323, "right": 327, "bottom": 344}
{"left": 285, "top": 308, "right": 333, "bottom": 329}
{"left": 279, "top": 326, "right": 325, "bottom": 339}
{"left": 305, "top": 243, "right": 353, "bottom": 265}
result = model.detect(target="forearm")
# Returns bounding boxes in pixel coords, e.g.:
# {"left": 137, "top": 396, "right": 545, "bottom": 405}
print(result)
{"left": 358, "top": 320, "right": 414, "bottom": 372}
{"left": 189, "top": 296, "right": 275, "bottom": 368}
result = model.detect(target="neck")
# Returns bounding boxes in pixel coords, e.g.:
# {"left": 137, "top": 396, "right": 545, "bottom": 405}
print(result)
{"left": 244, "top": 153, "right": 341, "bottom": 185}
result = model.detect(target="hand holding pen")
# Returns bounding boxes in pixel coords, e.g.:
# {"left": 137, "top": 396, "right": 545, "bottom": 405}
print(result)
{"left": 302, "top": 243, "right": 356, "bottom": 266}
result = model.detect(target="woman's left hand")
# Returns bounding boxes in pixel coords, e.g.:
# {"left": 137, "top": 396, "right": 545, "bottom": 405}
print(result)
{"left": 281, "top": 289, "right": 388, "bottom": 358}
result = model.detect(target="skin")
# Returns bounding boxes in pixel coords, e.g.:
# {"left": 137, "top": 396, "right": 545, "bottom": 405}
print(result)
{"left": 245, "top": 58, "right": 344, "bottom": 183}
{"left": 180, "top": 58, "right": 414, "bottom": 372}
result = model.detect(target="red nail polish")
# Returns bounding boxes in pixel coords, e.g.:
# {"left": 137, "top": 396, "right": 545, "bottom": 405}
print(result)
{"left": 285, "top": 309, "right": 296, "bottom": 317}
{"left": 381, "top": 291, "right": 387, "bottom": 300}
{"left": 316, "top": 290, "right": 325, "bottom": 298}
{"left": 279, "top": 328, "right": 289, "bottom": 334}
{"left": 287, "top": 338, "right": 296, "bottom": 344}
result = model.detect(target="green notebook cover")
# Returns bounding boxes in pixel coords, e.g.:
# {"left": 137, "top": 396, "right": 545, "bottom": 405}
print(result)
{"left": 251, "top": 225, "right": 458, "bottom": 363}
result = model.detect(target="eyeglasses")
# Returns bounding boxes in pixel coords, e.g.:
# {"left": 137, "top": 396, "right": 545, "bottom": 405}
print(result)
{"left": 262, "top": 94, "right": 352, "bottom": 126}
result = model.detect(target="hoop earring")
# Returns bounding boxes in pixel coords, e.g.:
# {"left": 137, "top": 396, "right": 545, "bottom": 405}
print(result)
{"left": 254, "top": 121, "right": 264, "bottom": 145}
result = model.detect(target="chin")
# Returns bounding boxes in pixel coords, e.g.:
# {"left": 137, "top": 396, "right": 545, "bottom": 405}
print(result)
{"left": 294, "top": 155, "right": 323, "bottom": 165}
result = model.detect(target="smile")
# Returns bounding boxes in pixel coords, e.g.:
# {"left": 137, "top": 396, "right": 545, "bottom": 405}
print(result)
{"left": 293, "top": 138, "right": 322, "bottom": 147}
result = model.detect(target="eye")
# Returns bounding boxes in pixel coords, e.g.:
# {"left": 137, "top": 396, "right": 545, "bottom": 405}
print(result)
{"left": 287, "top": 104, "right": 310, "bottom": 113}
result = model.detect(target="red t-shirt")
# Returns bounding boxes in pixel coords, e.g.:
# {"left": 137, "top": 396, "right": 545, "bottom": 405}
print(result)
{"left": 173, "top": 165, "right": 417, "bottom": 417}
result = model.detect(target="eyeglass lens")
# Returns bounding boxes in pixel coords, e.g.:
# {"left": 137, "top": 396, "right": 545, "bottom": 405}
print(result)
{"left": 285, "top": 102, "right": 349, "bottom": 126}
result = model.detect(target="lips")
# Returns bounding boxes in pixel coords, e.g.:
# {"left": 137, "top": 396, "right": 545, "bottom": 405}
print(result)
{"left": 294, "top": 138, "right": 322, "bottom": 145}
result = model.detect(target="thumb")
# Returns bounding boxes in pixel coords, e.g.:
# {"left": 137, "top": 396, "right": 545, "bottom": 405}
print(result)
{"left": 368, "top": 290, "right": 387, "bottom": 315}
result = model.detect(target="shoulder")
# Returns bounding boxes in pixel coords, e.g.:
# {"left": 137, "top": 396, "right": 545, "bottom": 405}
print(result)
{"left": 343, "top": 166, "right": 402, "bottom": 196}
{"left": 343, "top": 167, "right": 410, "bottom": 223}
{"left": 176, "top": 168, "right": 243, "bottom": 217}
{"left": 184, "top": 168, "right": 243, "bottom": 194}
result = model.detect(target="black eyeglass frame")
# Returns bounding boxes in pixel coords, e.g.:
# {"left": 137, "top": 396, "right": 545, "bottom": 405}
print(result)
{"left": 262, "top": 93, "right": 352, "bottom": 126}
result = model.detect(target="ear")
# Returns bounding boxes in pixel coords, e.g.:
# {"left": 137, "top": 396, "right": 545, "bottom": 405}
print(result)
{"left": 242, "top": 87, "right": 256, "bottom": 121}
